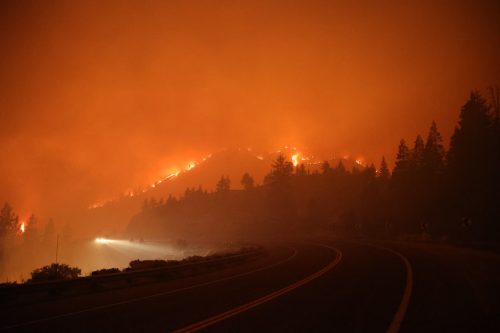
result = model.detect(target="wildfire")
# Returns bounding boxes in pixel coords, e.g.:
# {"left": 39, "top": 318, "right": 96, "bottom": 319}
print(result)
{"left": 88, "top": 153, "right": 212, "bottom": 210}
{"left": 88, "top": 202, "right": 106, "bottom": 209}
{"left": 20, "top": 222, "right": 25, "bottom": 233}
{"left": 185, "top": 161, "right": 197, "bottom": 171}
{"left": 355, "top": 158, "right": 365, "bottom": 166}
{"left": 87, "top": 148, "right": 369, "bottom": 211}
{"left": 166, "top": 170, "right": 180, "bottom": 179}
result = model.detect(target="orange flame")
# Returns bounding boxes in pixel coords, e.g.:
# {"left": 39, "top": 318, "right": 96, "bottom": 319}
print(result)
{"left": 88, "top": 154, "right": 210, "bottom": 210}
{"left": 185, "top": 161, "right": 197, "bottom": 171}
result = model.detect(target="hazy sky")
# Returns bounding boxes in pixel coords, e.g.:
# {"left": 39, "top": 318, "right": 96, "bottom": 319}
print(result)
{"left": 1, "top": 0, "right": 499, "bottom": 219}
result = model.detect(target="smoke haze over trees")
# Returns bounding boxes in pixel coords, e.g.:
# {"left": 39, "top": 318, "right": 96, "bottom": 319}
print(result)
{"left": 129, "top": 91, "right": 500, "bottom": 242}
{"left": 1, "top": 0, "right": 499, "bottom": 221}
{"left": 2, "top": 90, "right": 500, "bottom": 282}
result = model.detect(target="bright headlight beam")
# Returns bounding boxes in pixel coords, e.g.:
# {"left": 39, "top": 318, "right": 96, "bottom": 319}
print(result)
{"left": 95, "top": 237, "right": 111, "bottom": 244}
{"left": 93, "top": 238, "right": 180, "bottom": 258}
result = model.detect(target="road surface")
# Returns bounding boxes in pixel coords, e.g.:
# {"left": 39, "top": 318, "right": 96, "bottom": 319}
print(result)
{"left": 1, "top": 238, "right": 499, "bottom": 332}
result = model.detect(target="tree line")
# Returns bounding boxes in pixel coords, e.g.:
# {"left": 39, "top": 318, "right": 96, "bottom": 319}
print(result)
{"left": 0, "top": 204, "right": 60, "bottom": 280}
{"left": 2, "top": 90, "right": 499, "bottom": 248}
{"left": 130, "top": 90, "right": 500, "bottom": 242}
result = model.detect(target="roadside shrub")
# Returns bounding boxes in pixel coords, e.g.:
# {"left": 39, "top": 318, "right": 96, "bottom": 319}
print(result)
{"left": 125, "top": 247, "right": 261, "bottom": 271}
{"left": 129, "top": 259, "right": 179, "bottom": 270}
{"left": 182, "top": 255, "right": 204, "bottom": 264}
{"left": 91, "top": 268, "right": 121, "bottom": 276}
{"left": 0, "top": 281, "right": 17, "bottom": 287}
{"left": 29, "top": 263, "right": 81, "bottom": 283}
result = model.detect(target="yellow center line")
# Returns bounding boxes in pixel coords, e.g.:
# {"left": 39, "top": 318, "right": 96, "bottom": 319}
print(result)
{"left": 173, "top": 244, "right": 342, "bottom": 333}
{"left": 2, "top": 247, "right": 298, "bottom": 331}
{"left": 348, "top": 239, "right": 413, "bottom": 333}
{"left": 377, "top": 246, "right": 413, "bottom": 333}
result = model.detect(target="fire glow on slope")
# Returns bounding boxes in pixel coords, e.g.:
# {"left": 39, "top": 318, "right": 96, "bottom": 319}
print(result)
{"left": 87, "top": 147, "right": 366, "bottom": 210}
{"left": 88, "top": 155, "right": 211, "bottom": 209}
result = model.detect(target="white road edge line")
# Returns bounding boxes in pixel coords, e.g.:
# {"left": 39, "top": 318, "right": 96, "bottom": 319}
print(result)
{"left": 2, "top": 247, "right": 298, "bottom": 331}
{"left": 173, "top": 243, "right": 343, "bottom": 333}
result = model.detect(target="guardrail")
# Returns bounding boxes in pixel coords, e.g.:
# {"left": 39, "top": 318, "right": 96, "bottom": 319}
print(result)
{"left": 0, "top": 248, "right": 264, "bottom": 302}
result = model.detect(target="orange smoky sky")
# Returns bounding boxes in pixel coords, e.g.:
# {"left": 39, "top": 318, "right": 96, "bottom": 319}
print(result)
{"left": 0, "top": 0, "right": 499, "bottom": 219}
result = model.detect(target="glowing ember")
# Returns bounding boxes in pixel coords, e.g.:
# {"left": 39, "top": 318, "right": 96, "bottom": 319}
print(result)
{"left": 166, "top": 171, "right": 180, "bottom": 179}
{"left": 88, "top": 202, "right": 106, "bottom": 209}
{"left": 185, "top": 161, "right": 197, "bottom": 171}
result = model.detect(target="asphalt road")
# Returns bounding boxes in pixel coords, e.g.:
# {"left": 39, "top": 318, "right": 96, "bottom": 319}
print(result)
{"left": 1, "top": 238, "right": 499, "bottom": 332}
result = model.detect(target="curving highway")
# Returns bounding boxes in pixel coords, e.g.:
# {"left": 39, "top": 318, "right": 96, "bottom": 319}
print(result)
{"left": 1, "top": 238, "right": 499, "bottom": 332}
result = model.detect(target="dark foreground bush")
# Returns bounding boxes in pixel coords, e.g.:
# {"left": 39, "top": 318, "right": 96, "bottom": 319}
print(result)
{"left": 29, "top": 263, "right": 81, "bottom": 283}
{"left": 0, "top": 281, "right": 18, "bottom": 287}
{"left": 128, "top": 259, "right": 180, "bottom": 271}
{"left": 91, "top": 268, "right": 121, "bottom": 276}
{"left": 126, "top": 247, "right": 261, "bottom": 271}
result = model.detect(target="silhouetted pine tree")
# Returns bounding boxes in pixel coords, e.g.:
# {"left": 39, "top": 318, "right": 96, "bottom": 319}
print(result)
{"left": 166, "top": 195, "right": 177, "bottom": 207}
{"left": 418, "top": 122, "right": 447, "bottom": 235}
{"left": 321, "top": 161, "right": 331, "bottom": 175}
{"left": 216, "top": 176, "right": 231, "bottom": 192}
{"left": 411, "top": 135, "right": 425, "bottom": 174}
{"left": 448, "top": 92, "right": 493, "bottom": 178}
{"left": 335, "top": 160, "right": 346, "bottom": 176}
{"left": 407, "top": 135, "right": 427, "bottom": 231}
{"left": 423, "top": 121, "right": 445, "bottom": 176}
{"left": 24, "top": 214, "right": 39, "bottom": 244}
{"left": 488, "top": 87, "right": 500, "bottom": 233}
{"left": 366, "top": 163, "right": 376, "bottom": 179}
{"left": 264, "top": 154, "right": 295, "bottom": 229}
{"left": 390, "top": 139, "right": 420, "bottom": 233}
{"left": 296, "top": 163, "right": 307, "bottom": 176}
{"left": 0, "top": 203, "right": 18, "bottom": 237}
{"left": 264, "top": 154, "right": 293, "bottom": 186}
{"left": 0, "top": 203, "right": 18, "bottom": 277}
{"left": 378, "top": 156, "right": 390, "bottom": 181}
{"left": 447, "top": 91, "right": 498, "bottom": 239}
{"left": 392, "top": 140, "right": 411, "bottom": 183}
{"left": 241, "top": 173, "right": 255, "bottom": 190}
